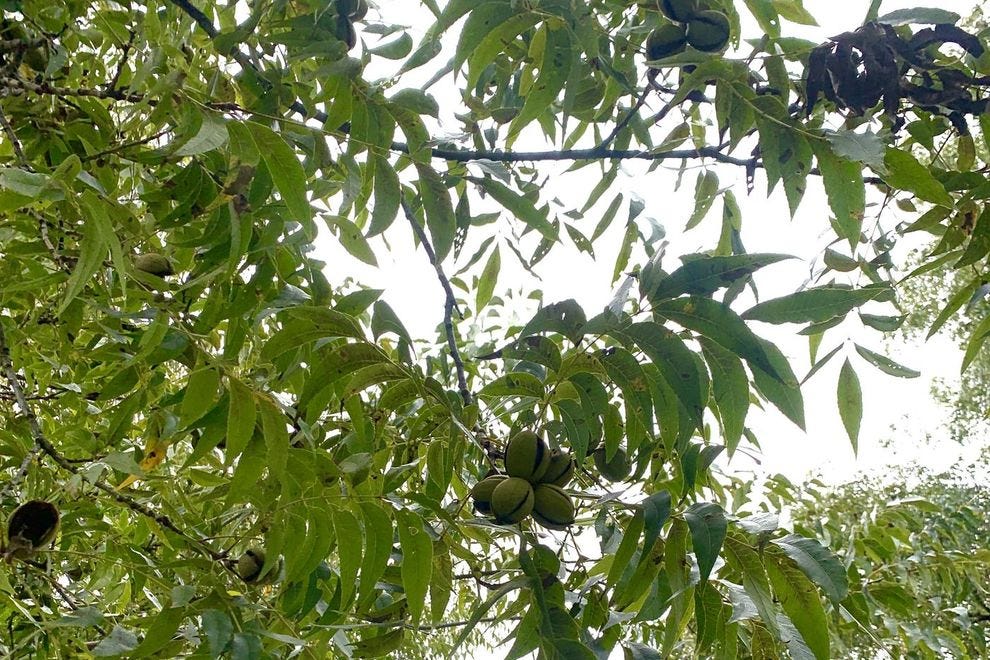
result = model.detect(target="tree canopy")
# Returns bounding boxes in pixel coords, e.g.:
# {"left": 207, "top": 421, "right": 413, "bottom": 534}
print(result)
{"left": 0, "top": 0, "right": 989, "bottom": 657}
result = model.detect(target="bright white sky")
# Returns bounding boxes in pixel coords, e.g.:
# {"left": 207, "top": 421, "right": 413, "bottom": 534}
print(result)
{"left": 319, "top": 0, "right": 987, "bottom": 489}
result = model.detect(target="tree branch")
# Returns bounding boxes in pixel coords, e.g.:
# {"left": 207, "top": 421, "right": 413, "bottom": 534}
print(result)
{"left": 0, "top": 321, "right": 225, "bottom": 563}
{"left": 0, "top": 102, "right": 28, "bottom": 167}
{"left": 400, "top": 197, "right": 472, "bottom": 407}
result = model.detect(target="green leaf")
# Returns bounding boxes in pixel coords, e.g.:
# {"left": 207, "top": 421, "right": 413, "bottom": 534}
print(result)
{"left": 882, "top": 148, "right": 952, "bottom": 207}
{"left": 329, "top": 215, "right": 378, "bottom": 266}
{"left": 131, "top": 607, "right": 186, "bottom": 657}
{"left": 430, "top": 542, "right": 453, "bottom": 624}
{"left": 370, "top": 32, "right": 414, "bottom": 59}
{"left": 92, "top": 626, "right": 139, "bottom": 656}
{"left": 815, "top": 140, "right": 865, "bottom": 247}
{"left": 823, "top": 248, "right": 859, "bottom": 272}
{"left": 836, "top": 358, "right": 862, "bottom": 453}
{"left": 259, "top": 398, "right": 289, "bottom": 481}
{"left": 519, "top": 299, "right": 587, "bottom": 344}
{"left": 685, "top": 170, "right": 719, "bottom": 230}
{"left": 773, "top": 0, "right": 818, "bottom": 25}
{"left": 765, "top": 547, "right": 831, "bottom": 660}
{"left": 854, "top": 344, "right": 920, "bottom": 378}
{"left": 507, "top": 25, "right": 572, "bottom": 139}
{"left": 684, "top": 502, "right": 727, "bottom": 583}
{"left": 466, "top": 13, "right": 540, "bottom": 90}
{"left": 625, "top": 322, "right": 707, "bottom": 429}
{"left": 607, "top": 510, "right": 644, "bottom": 588}
{"left": 478, "top": 372, "right": 545, "bottom": 399}
{"left": 700, "top": 339, "right": 749, "bottom": 454}
{"left": 368, "top": 156, "right": 400, "bottom": 236}
{"left": 201, "top": 610, "right": 233, "bottom": 659}
{"left": 396, "top": 510, "right": 433, "bottom": 626}
{"left": 655, "top": 297, "right": 782, "bottom": 382}
{"left": 447, "top": 577, "right": 529, "bottom": 659}
{"left": 770, "top": 534, "right": 849, "bottom": 604}
{"left": 227, "top": 434, "right": 266, "bottom": 503}
{"left": 743, "top": 284, "right": 889, "bottom": 325}
{"left": 468, "top": 177, "right": 557, "bottom": 242}
{"left": 752, "top": 339, "right": 805, "bottom": 429}
{"left": 645, "top": 254, "right": 793, "bottom": 302}
{"left": 357, "top": 502, "right": 394, "bottom": 607}
{"left": 59, "top": 214, "right": 108, "bottom": 314}
{"left": 331, "top": 507, "right": 362, "bottom": 606}
{"left": 858, "top": 313, "right": 905, "bottom": 332}
{"left": 724, "top": 537, "right": 780, "bottom": 639}
{"left": 416, "top": 163, "right": 456, "bottom": 261}
{"left": 247, "top": 122, "right": 311, "bottom": 223}
{"left": 175, "top": 113, "right": 228, "bottom": 156}
{"left": 181, "top": 368, "right": 220, "bottom": 426}
{"left": 453, "top": 1, "right": 514, "bottom": 74}
{"left": 876, "top": 7, "right": 960, "bottom": 25}
{"left": 476, "top": 245, "right": 501, "bottom": 311}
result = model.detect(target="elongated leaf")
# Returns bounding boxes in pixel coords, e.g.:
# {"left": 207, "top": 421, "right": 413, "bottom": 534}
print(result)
{"left": 357, "top": 502, "right": 393, "bottom": 606}
{"left": 181, "top": 368, "right": 220, "bottom": 426}
{"left": 247, "top": 122, "right": 311, "bottom": 223}
{"left": 882, "top": 148, "right": 952, "bottom": 206}
{"left": 607, "top": 510, "right": 644, "bottom": 587}
{"left": 507, "top": 25, "right": 572, "bottom": 139}
{"left": 854, "top": 344, "right": 920, "bottom": 378}
{"left": 478, "top": 372, "right": 545, "bottom": 399}
{"left": 476, "top": 245, "right": 501, "bottom": 311}
{"left": 765, "top": 548, "right": 830, "bottom": 660}
{"left": 259, "top": 398, "right": 289, "bottom": 480}
{"left": 770, "top": 535, "right": 848, "bottom": 604}
{"left": 724, "top": 537, "right": 780, "bottom": 638}
{"left": 416, "top": 163, "right": 456, "bottom": 261}
{"left": 645, "top": 254, "right": 793, "bottom": 302}
{"left": 625, "top": 322, "right": 707, "bottom": 429}
{"left": 468, "top": 177, "right": 557, "bottom": 241}
{"left": 368, "top": 156, "right": 400, "bottom": 236}
{"left": 396, "top": 510, "right": 433, "bottom": 625}
{"left": 684, "top": 502, "right": 727, "bottom": 583}
{"left": 331, "top": 507, "right": 362, "bottom": 606}
{"left": 655, "top": 297, "right": 781, "bottom": 382}
{"left": 447, "top": 577, "right": 529, "bottom": 658}
{"left": 858, "top": 313, "right": 905, "bottom": 332}
{"left": 519, "top": 299, "right": 586, "bottom": 344}
{"left": 752, "top": 339, "right": 805, "bottom": 429}
{"left": 743, "top": 285, "right": 889, "bottom": 324}
{"left": 60, "top": 217, "right": 108, "bottom": 314}
{"left": 836, "top": 358, "right": 862, "bottom": 453}
{"left": 812, "top": 141, "right": 864, "bottom": 247}
{"left": 700, "top": 339, "right": 748, "bottom": 454}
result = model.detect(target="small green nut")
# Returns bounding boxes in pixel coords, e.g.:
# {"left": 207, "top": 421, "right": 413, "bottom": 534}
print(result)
{"left": 236, "top": 548, "right": 282, "bottom": 584}
{"left": 470, "top": 475, "right": 507, "bottom": 515}
{"left": 593, "top": 448, "right": 631, "bottom": 482}
{"left": 236, "top": 548, "right": 266, "bottom": 583}
{"left": 532, "top": 484, "right": 576, "bottom": 530}
{"left": 504, "top": 430, "right": 551, "bottom": 483}
{"left": 133, "top": 253, "right": 173, "bottom": 277}
{"left": 658, "top": 0, "right": 700, "bottom": 23}
{"left": 686, "top": 10, "right": 731, "bottom": 52}
{"left": 540, "top": 451, "right": 575, "bottom": 487}
{"left": 646, "top": 24, "right": 688, "bottom": 62}
{"left": 490, "top": 477, "right": 535, "bottom": 524}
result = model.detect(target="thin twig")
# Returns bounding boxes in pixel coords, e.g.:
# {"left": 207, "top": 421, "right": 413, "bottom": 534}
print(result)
{"left": 400, "top": 197, "right": 472, "bottom": 406}
{"left": 0, "top": 321, "right": 225, "bottom": 563}
{"left": 106, "top": 30, "right": 135, "bottom": 92}
{"left": 0, "top": 102, "right": 28, "bottom": 167}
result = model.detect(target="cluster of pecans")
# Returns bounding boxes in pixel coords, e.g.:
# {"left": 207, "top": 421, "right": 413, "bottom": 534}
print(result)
{"left": 470, "top": 431, "right": 577, "bottom": 530}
